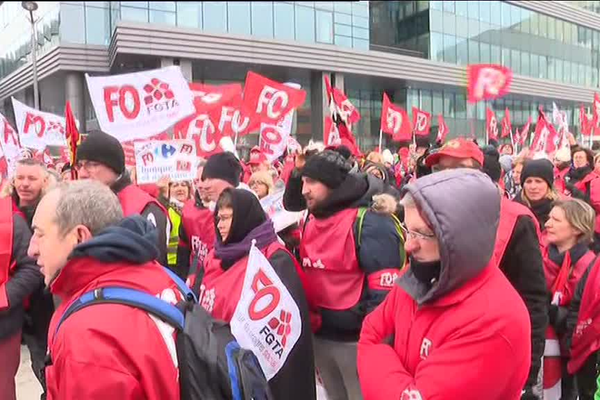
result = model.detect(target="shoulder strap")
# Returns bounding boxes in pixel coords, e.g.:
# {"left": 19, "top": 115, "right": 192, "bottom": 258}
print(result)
{"left": 54, "top": 287, "right": 186, "bottom": 342}
{"left": 356, "top": 207, "right": 368, "bottom": 247}
{"left": 163, "top": 267, "right": 198, "bottom": 303}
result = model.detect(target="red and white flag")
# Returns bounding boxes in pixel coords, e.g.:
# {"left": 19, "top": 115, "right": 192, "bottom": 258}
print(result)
{"left": 324, "top": 76, "right": 361, "bottom": 125}
{"left": 592, "top": 93, "right": 600, "bottom": 136}
{"left": 11, "top": 98, "right": 68, "bottom": 150}
{"left": 243, "top": 71, "right": 306, "bottom": 127}
{"left": 531, "top": 112, "right": 559, "bottom": 154}
{"left": 324, "top": 116, "right": 361, "bottom": 156}
{"left": 486, "top": 107, "right": 499, "bottom": 142}
{"left": 501, "top": 108, "right": 512, "bottom": 139}
{"left": 86, "top": 66, "right": 195, "bottom": 142}
{"left": 0, "top": 112, "right": 22, "bottom": 176}
{"left": 580, "top": 104, "right": 592, "bottom": 136}
{"left": 467, "top": 64, "right": 513, "bottom": 103}
{"left": 380, "top": 93, "right": 412, "bottom": 142}
{"left": 189, "top": 83, "right": 242, "bottom": 114}
{"left": 437, "top": 114, "right": 449, "bottom": 143}
{"left": 515, "top": 117, "right": 532, "bottom": 147}
{"left": 412, "top": 107, "right": 431, "bottom": 137}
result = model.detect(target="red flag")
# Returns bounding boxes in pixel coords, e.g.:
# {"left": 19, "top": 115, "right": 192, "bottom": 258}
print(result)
{"left": 412, "top": 107, "right": 431, "bottom": 137}
{"left": 381, "top": 93, "right": 412, "bottom": 141}
{"left": 65, "top": 101, "right": 80, "bottom": 179}
{"left": 189, "top": 83, "right": 242, "bottom": 114}
{"left": 516, "top": 117, "right": 532, "bottom": 146}
{"left": 243, "top": 71, "right": 306, "bottom": 126}
{"left": 593, "top": 93, "right": 600, "bottom": 135}
{"left": 531, "top": 112, "right": 559, "bottom": 154}
{"left": 580, "top": 104, "right": 592, "bottom": 136}
{"left": 324, "top": 116, "right": 361, "bottom": 156}
{"left": 486, "top": 108, "right": 499, "bottom": 141}
{"left": 501, "top": 108, "right": 512, "bottom": 139}
{"left": 467, "top": 64, "right": 513, "bottom": 103}
{"left": 324, "top": 76, "right": 361, "bottom": 125}
{"left": 436, "top": 114, "right": 449, "bottom": 143}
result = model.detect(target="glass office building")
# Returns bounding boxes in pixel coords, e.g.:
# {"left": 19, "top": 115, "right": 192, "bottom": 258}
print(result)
{"left": 1, "top": 1, "right": 599, "bottom": 149}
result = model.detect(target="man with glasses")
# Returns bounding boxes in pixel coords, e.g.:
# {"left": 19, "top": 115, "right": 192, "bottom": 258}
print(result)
{"left": 76, "top": 130, "right": 169, "bottom": 266}
{"left": 358, "top": 168, "right": 531, "bottom": 400}
{"left": 424, "top": 138, "right": 548, "bottom": 400}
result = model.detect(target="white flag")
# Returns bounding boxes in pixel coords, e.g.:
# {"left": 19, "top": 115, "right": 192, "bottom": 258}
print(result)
{"left": 231, "top": 243, "right": 302, "bottom": 380}
{"left": 11, "top": 98, "right": 67, "bottom": 150}
{"left": 86, "top": 66, "right": 195, "bottom": 142}
{"left": 0, "top": 113, "right": 22, "bottom": 176}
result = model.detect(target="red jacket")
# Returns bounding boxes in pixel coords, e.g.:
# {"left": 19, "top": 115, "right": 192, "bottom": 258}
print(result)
{"left": 47, "top": 257, "right": 182, "bottom": 400}
{"left": 358, "top": 265, "right": 531, "bottom": 400}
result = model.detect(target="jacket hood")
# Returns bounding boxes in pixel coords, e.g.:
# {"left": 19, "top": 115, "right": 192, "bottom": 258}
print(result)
{"left": 399, "top": 169, "right": 500, "bottom": 304}
{"left": 70, "top": 215, "right": 159, "bottom": 264}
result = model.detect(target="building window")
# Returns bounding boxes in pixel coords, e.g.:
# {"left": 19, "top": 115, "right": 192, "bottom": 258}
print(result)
{"left": 177, "top": 2, "right": 202, "bottom": 29}
{"left": 149, "top": 2, "right": 175, "bottom": 12}
{"left": 85, "top": 5, "right": 109, "bottom": 45}
{"left": 228, "top": 2, "right": 251, "bottom": 36}
{"left": 203, "top": 2, "right": 228, "bottom": 33}
{"left": 295, "top": 5, "right": 315, "bottom": 43}
{"left": 251, "top": 2, "right": 274, "bottom": 38}
{"left": 60, "top": 3, "right": 86, "bottom": 43}
{"left": 274, "top": 2, "right": 295, "bottom": 41}
{"left": 443, "top": 34, "right": 457, "bottom": 63}
{"left": 316, "top": 10, "right": 334, "bottom": 44}
{"left": 121, "top": 5, "right": 149, "bottom": 23}
{"left": 150, "top": 10, "right": 176, "bottom": 25}
{"left": 431, "top": 32, "right": 444, "bottom": 62}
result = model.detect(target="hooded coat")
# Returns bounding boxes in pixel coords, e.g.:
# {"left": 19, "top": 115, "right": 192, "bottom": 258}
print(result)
{"left": 46, "top": 217, "right": 183, "bottom": 400}
{"left": 358, "top": 169, "right": 531, "bottom": 400}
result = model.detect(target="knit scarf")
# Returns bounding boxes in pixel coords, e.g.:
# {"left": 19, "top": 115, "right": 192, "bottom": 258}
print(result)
{"left": 214, "top": 220, "right": 278, "bottom": 269}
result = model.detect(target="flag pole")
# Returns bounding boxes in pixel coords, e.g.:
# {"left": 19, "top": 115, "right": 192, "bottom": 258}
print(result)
{"left": 590, "top": 107, "right": 594, "bottom": 148}
{"left": 378, "top": 129, "right": 383, "bottom": 152}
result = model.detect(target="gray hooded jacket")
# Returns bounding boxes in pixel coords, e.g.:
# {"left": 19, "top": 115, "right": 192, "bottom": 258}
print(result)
{"left": 399, "top": 169, "right": 501, "bottom": 304}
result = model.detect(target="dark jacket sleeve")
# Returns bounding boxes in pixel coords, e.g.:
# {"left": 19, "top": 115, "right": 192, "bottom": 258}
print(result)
{"left": 268, "top": 250, "right": 316, "bottom": 400}
{"left": 0, "top": 214, "right": 43, "bottom": 339}
{"left": 141, "top": 203, "right": 169, "bottom": 267}
{"left": 283, "top": 169, "right": 307, "bottom": 212}
{"left": 565, "top": 265, "right": 592, "bottom": 352}
{"left": 176, "top": 223, "right": 192, "bottom": 280}
{"left": 499, "top": 215, "right": 548, "bottom": 389}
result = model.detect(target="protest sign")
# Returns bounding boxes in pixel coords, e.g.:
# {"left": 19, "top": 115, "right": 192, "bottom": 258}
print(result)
{"left": 134, "top": 139, "right": 196, "bottom": 184}
{"left": 11, "top": 98, "right": 68, "bottom": 149}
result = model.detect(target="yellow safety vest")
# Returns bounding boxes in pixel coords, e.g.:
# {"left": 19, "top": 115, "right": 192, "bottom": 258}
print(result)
{"left": 167, "top": 207, "right": 182, "bottom": 267}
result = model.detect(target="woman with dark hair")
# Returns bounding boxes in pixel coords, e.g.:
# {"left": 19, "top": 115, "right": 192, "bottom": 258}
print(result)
{"left": 191, "top": 188, "right": 316, "bottom": 400}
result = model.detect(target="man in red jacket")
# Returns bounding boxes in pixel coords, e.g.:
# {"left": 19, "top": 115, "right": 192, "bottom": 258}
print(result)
{"left": 358, "top": 169, "right": 531, "bottom": 400}
{"left": 27, "top": 180, "right": 182, "bottom": 399}
{"left": 76, "top": 130, "right": 169, "bottom": 266}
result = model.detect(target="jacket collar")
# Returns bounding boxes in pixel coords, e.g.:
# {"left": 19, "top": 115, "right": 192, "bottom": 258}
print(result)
{"left": 50, "top": 256, "right": 122, "bottom": 300}
{"left": 423, "top": 263, "right": 495, "bottom": 308}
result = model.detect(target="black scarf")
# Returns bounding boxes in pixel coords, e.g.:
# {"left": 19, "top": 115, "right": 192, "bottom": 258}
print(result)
{"left": 529, "top": 198, "right": 554, "bottom": 229}
{"left": 547, "top": 241, "right": 590, "bottom": 268}
{"left": 567, "top": 166, "right": 594, "bottom": 184}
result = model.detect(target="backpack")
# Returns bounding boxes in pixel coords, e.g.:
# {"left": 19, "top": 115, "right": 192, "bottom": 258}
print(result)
{"left": 49, "top": 267, "right": 273, "bottom": 400}
{"left": 356, "top": 207, "right": 407, "bottom": 269}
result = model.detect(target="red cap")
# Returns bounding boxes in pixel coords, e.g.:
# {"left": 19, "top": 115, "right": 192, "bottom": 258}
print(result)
{"left": 425, "top": 138, "right": 484, "bottom": 167}
{"left": 248, "top": 150, "right": 268, "bottom": 165}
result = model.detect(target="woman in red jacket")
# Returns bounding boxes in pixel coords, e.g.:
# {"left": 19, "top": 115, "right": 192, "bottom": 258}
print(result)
{"left": 542, "top": 199, "right": 597, "bottom": 399}
{"left": 193, "top": 188, "right": 316, "bottom": 400}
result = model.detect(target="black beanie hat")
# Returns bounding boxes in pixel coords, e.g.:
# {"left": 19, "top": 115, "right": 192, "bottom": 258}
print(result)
{"left": 521, "top": 159, "right": 554, "bottom": 187}
{"left": 302, "top": 150, "right": 351, "bottom": 189}
{"left": 202, "top": 152, "right": 242, "bottom": 187}
{"left": 415, "top": 136, "right": 430, "bottom": 149}
{"left": 334, "top": 145, "right": 353, "bottom": 161}
{"left": 482, "top": 145, "right": 501, "bottom": 183}
{"left": 76, "top": 130, "right": 125, "bottom": 175}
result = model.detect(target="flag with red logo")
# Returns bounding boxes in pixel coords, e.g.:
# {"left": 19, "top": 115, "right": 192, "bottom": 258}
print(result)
{"left": 380, "top": 93, "right": 412, "bottom": 142}
{"left": 231, "top": 242, "right": 302, "bottom": 380}
{"left": 324, "top": 116, "right": 361, "bottom": 156}
{"left": 486, "top": 108, "right": 499, "bottom": 141}
{"left": 531, "top": 111, "right": 559, "bottom": 154}
{"left": 0, "top": 112, "right": 22, "bottom": 176}
{"left": 412, "top": 107, "right": 431, "bottom": 137}
{"left": 122, "top": 132, "right": 169, "bottom": 168}
{"left": 243, "top": 71, "right": 306, "bottom": 127}
{"left": 467, "top": 64, "right": 513, "bottom": 103}
{"left": 437, "top": 114, "right": 449, "bottom": 143}
{"left": 515, "top": 117, "right": 532, "bottom": 147}
{"left": 189, "top": 83, "right": 242, "bottom": 114}
{"left": 592, "top": 93, "right": 600, "bottom": 136}
{"left": 11, "top": 97, "right": 68, "bottom": 150}
{"left": 86, "top": 66, "right": 195, "bottom": 142}
{"left": 324, "top": 76, "right": 361, "bottom": 125}
{"left": 501, "top": 108, "right": 512, "bottom": 139}
{"left": 580, "top": 104, "right": 592, "bottom": 136}
{"left": 64, "top": 101, "right": 80, "bottom": 179}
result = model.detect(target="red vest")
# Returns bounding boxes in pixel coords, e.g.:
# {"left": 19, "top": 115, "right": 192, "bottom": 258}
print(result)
{"left": 493, "top": 197, "right": 542, "bottom": 269}
{"left": 555, "top": 167, "right": 569, "bottom": 195}
{"left": 543, "top": 249, "right": 595, "bottom": 306}
{"left": 181, "top": 200, "right": 215, "bottom": 266}
{"left": 198, "top": 242, "right": 288, "bottom": 322}
{"left": 299, "top": 208, "right": 364, "bottom": 311}
{"left": 117, "top": 184, "right": 166, "bottom": 217}
{"left": 0, "top": 197, "right": 14, "bottom": 309}
{"left": 573, "top": 171, "right": 599, "bottom": 194}
{"left": 569, "top": 256, "right": 600, "bottom": 374}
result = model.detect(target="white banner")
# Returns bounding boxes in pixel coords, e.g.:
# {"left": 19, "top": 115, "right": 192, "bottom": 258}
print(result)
{"left": 86, "top": 66, "right": 195, "bottom": 142}
{"left": 0, "top": 113, "right": 22, "bottom": 177}
{"left": 134, "top": 139, "right": 197, "bottom": 184}
{"left": 231, "top": 243, "right": 302, "bottom": 380}
{"left": 260, "top": 189, "right": 304, "bottom": 233}
{"left": 258, "top": 83, "right": 299, "bottom": 162}
{"left": 11, "top": 98, "right": 68, "bottom": 150}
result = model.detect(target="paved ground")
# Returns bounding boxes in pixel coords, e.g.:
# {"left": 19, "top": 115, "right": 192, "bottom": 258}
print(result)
{"left": 16, "top": 346, "right": 42, "bottom": 400}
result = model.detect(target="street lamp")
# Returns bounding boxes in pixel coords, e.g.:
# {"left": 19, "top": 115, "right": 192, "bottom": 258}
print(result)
{"left": 22, "top": 1, "right": 39, "bottom": 110}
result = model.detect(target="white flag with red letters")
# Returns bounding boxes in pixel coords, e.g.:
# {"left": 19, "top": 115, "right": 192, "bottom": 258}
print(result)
{"left": 11, "top": 98, "right": 68, "bottom": 150}
{"left": 231, "top": 243, "right": 301, "bottom": 380}
{"left": 86, "top": 66, "right": 195, "bottom": 142}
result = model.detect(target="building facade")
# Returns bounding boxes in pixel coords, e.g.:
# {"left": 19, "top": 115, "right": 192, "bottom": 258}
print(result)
{"left": 1, "top": 1, "right": 599, "bottom": 149}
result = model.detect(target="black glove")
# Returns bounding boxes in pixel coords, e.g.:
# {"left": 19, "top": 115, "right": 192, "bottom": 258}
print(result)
{"left": 548, "top": 304, "right": 559, "bottom": 326}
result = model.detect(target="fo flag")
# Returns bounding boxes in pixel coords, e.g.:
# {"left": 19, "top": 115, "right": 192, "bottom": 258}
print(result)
{"left": 11, "top": 98, "right": 68, "bottom": 150}
{"left": 580, "top": 105, "right": 592, "bottom": 136}
{"left": 380, "top": 93, "right": 412, "bottom": 141}
{"left": 259, "top": 83, "right": 300, "bottom": 162}
{"left": 65, "top": 101, "right": 80, "bottom": 179}
{"left": 324, "top": 116, "right": 361, "bottom": 156}
{"left": 243, "top": 71, "right": 306, "bottom": 127}
{"left": 412, "top": 107, "right": 431, "bottom": 137}
{"left": 437, "top": 114, "right": 449, "bottom": 143}
{"left": 189, "top": 83, "right": 242, "bottom": 114}
{"left": 467, "top": 64, "right": 513, "bottom": 103}
{"left": 324, "top": 76, "right": 361, "bottom": 125}
{"left": 515, "top": 117, "right": 532, "bottom": 147}
{"left": 532, "top": 112, "right": 559, "bottom": 154}
{"left": 231, "top": 243, "right": 302, "bottom": 380}
{"left": 0, "top": 113, "right": 22, "bottom": 177}
{"left": 501, "top": 108, "right": 512, "bottom": 139}
{"left": 86, "top": 66, "right": 195, "bottom": 142}
{"left": 593, "top": 93, "right": 600, "bottom": 136}
{"left": 486, "top": 108, "right": 499, "bottom": 141}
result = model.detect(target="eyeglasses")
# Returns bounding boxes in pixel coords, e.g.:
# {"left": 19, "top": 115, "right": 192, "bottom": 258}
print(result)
{"left": 76, "top": 160, "right": 102, "bottom": 171}
{"left": 399, "top": 223, "right": 436, "bottom": 241}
